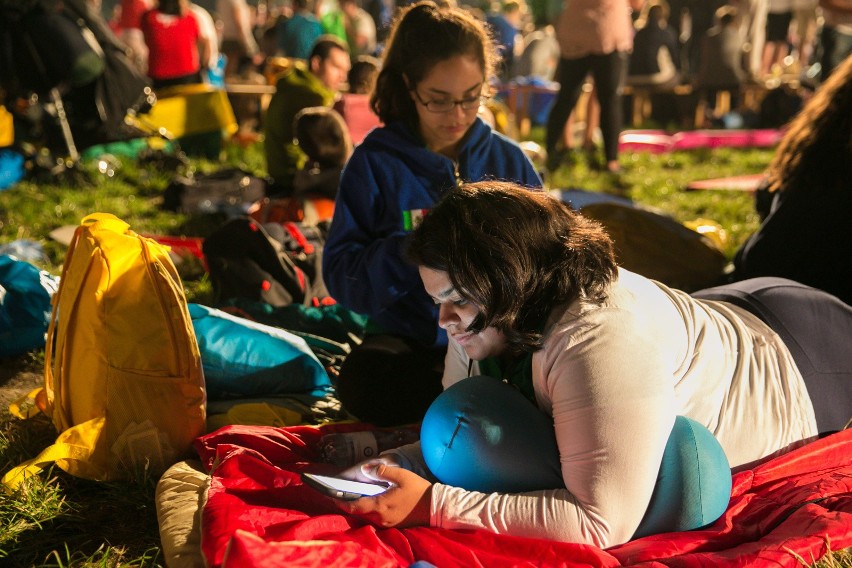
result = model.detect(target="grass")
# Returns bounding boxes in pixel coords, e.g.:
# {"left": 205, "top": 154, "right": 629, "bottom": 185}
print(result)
{"left": 0, "top": 134, "right": 848, "bottom": 566}
{"left": 545, "top": 143, "right": 768, "bottom": 260}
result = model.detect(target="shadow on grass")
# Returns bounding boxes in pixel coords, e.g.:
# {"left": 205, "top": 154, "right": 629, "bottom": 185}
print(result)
{"left": 0, "top": 415, "right": 163, "bottom": 567}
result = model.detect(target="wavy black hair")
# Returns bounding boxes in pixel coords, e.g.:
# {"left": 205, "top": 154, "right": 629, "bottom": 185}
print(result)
{"left": 407, "top": 181, "right": 617, "bottom": 353}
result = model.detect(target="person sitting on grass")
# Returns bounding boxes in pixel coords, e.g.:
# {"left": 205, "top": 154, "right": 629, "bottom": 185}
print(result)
{"left": 292, "top": 106, "right": 352, "bottom": 202}
{"left": 264, "top": 35, "right": 351, "bottom": 197}
{"left": 321, "top": 2, "right": 541, "bottom": 428}
{"left": 332, "top": 180, "right": 852, "bottom": 547}
{"left": 729, "top": 51, "right": 852, "bottom": 306}
{"left": 332, "top": 55, "right": 381, "bottom": 144}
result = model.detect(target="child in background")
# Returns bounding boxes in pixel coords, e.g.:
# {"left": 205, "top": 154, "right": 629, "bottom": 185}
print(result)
{"left": 292, "top": 106, "right": 352, "bottom": 202}
{"left": 333, "top": 55, "right": 382, "bottom": 144}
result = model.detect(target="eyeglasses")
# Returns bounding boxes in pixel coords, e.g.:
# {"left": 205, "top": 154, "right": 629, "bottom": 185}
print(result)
{"left": 412, "top": 90, "right": 488, "bottom": 113}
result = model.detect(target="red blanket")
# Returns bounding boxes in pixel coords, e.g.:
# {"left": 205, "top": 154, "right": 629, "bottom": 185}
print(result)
{"left": 195, "top": 425, "right": 852, "bottom": 567}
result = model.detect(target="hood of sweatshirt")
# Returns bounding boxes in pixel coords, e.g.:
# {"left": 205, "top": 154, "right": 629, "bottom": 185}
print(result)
{"left": 356, "top": 117, "right": 522, "bottom": 189}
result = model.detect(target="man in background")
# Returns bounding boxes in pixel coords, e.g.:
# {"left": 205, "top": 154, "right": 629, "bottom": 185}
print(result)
{"left": 264, "top": 35, "right": 350, "bottom": 196}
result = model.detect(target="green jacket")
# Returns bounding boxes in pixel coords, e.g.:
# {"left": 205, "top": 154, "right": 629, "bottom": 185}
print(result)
{"left": 264, "top": 62, "right": 335, "bottom": 193}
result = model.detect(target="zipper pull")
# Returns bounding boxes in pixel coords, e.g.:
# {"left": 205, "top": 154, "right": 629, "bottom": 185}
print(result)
{"left": 453, "top": 161, "right": 462, "bottom": 186}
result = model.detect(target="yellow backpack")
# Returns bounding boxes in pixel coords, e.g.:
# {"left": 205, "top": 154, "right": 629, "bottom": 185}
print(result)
{"left": 2, "top": 213, "right": 206, "bottom": 490}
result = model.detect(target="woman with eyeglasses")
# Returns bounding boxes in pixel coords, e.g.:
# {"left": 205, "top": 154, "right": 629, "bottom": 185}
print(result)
{"left": 322, "top": 1, "right": 542, "bottom": 428}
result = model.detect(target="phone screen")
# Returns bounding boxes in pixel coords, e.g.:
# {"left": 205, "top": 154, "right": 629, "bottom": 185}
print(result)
{"left": 301, "top": 473, "right": 390, "bottom": 500}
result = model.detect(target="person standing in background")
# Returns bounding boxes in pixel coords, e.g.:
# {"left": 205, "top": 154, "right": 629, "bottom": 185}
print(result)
{"left": 735, "top": 0, "right": 769, "bottom": 80}
{"left": 818, "top": 0, "right": 852, "bottom": 81}
{"left": 118, "top": 0, "right": 154, "bottom": 72}
{"left": 188, "top": 1, "right": 220, "bottom": 83}
{"left": 141, "top": 0, "right": 209, "bottom": 89}
{"left": 340, "top": 0, "right": 377, "bottom": 56}
{"left": 362, "top": 0, "right": 393, "bottom": 44}
{"left": 277, "top": 0, "right": 325, "bottom": 59}
{"left": 762, "top": 0, "right": 794, "bottom": 77}
{"left": 487, "top": 0, "right": 525, "bottom": 81}
{"left": 791, "top": 0, "right": 817, "bottom": 71}
{"left": 216, "top": 0, "right": 261, "bottom": 77}
{"left": 683, "top": 0, "right": 728, "bottom": 79}
{"left": 545, "top": 0, "right": 643, "bottom": 175}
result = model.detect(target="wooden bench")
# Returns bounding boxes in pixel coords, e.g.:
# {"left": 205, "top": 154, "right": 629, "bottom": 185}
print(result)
{"left": 622, "top": 83, "right": 695, "bottom": 126}
{"left": 221, "top": 57, "right": 299, "bottom": 121}
{"left": 623, "top": 81, "right": 781, "bottom": 128}
{"left": 224, "top": 84, "right": 277, "bottom": 96}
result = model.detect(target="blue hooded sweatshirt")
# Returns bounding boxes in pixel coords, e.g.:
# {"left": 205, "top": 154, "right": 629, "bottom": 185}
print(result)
{"left": 322, "top": 117, "right": 542, "bottom": 347}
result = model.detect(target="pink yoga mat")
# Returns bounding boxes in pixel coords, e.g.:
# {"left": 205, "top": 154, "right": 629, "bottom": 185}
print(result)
{"left": 619, "top": 129, "right": 784, "bottom": 154}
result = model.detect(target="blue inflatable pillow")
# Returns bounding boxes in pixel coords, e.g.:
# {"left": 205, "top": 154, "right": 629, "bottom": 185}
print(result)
{"left": 420, "top": 375, "right": 563, "bottom": 493}
{"left": 420, "top": 376, "right": 732, "bottom": 538}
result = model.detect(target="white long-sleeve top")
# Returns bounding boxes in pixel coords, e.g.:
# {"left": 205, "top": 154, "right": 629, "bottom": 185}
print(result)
{"left": 390, "top": 268, "right": 817, "bottom": 547}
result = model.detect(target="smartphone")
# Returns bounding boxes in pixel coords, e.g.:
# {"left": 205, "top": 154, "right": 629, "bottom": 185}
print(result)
{"left": 301, "top": 472, "right": 390, "bottom": 501}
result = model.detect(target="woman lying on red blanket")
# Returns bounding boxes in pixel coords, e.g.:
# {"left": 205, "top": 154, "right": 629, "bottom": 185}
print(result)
{"left": 328, "top": 181, "right": 852, "bottom": 549}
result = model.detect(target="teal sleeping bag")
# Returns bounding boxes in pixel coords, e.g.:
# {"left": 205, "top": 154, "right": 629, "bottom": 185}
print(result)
{"left": 0, "top": 255, "right": 58, "bottom": 358}
{"left": 189, "top": 304, "right": 332, "bottom": 400}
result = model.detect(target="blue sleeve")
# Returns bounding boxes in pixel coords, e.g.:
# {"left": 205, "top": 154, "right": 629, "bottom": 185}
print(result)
{"left": 520, "top": 153, "right": 543, "bottom": 188}
{"left": 321, "top": 150, "right": 424, "bottom": 320}
{"left": 496, "top": 135, "right": 542, "bottom": 188}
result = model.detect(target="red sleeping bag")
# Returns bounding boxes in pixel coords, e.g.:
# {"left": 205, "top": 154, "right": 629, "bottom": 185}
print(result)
{"left": 195, "top": 425, "right": 852, "bottom": 567}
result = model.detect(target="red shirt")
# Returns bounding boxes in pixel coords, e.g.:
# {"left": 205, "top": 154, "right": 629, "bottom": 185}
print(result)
{"left": 333, "top": 94, "right": 382, "bottom": 145}
{"left": 140, "top": 10, "right": 201, "bottom": 81}
{"left": 119, "top": 0, "right": 153, "bottom": 30}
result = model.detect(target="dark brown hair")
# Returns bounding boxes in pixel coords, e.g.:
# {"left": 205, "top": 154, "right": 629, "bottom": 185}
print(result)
{"left": 309, "top": 35, "right": 349, "bottom": 63}
{"left": 370, "top": 1, "right": 499, "bottom": 124}
{"left": 765, "top": 53, "right": 852, "bottom": 194}
{"left": 157, "top": 0, "right": 184, "bottom": 16}
{"left": 408, "top": 181, "right": 617, "bottom": 353}
{"left": 293, "top": 107, "right": 352, "bottom": 167}
{"left": 349, "top": 55, "right": 381, "bottom": 94}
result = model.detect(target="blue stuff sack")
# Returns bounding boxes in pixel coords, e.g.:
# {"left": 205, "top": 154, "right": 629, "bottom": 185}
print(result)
{"left": 0, "top": 255, "right": 59, "bottom": 357}
{"left": 189, "top": 303, "right": 332, "bottom": 400}
{"left": 0, "top": 150, "right": 25, "bottom": 191}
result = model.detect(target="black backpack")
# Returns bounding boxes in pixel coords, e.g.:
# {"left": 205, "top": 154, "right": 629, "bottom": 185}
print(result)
{"left": 202, "top": 217, "right": 328, "bottom": 307}
{"left": 163, "top": 168, "right": 268, "bottom": 216}
{"left": 0, "top": 0, "right": 153, "bottom": 151}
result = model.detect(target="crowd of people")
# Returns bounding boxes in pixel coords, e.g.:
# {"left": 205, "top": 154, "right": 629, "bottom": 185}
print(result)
{"left": 93, "top": 0, "right": 851, "bottom": 177}
{"left": 101, "top": 0, "right": 850, "bottom": 87}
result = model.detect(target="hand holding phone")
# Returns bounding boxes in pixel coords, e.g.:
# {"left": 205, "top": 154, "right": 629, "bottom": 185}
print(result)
{"left": 301, "top": 472, "right": 391, "bottom": 501}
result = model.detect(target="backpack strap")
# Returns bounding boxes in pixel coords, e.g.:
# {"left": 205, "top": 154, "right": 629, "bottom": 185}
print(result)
{"left": 2, "top": 417, "right": 105, "bottom": 491}
{"left": 42, "top": 221, "right": 87, "bottom": 427}
{"left": 8, "top": 387, "right": 47, "bottom": 420}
